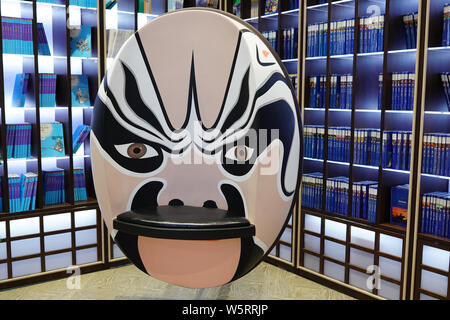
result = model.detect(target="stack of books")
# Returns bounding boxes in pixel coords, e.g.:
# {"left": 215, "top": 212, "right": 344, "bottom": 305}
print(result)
{"left": 11, "top": 73, "right": 30, "bottom": 108}
{"left": 70, "top": 26, "right": 92, "bottom": 58}
{"left": 1, "top": 17, "right": 50, "bottom": 55}
{"left": 307, "top": 22, "right": 328, "bottom": 57}
{"left": 308, "top": 75, "right": 326, "bottom": 108}
{"left": 39, "top": 74, "right": 57, "bottom": 108}
{"left": 308, "top": 74, "right": 353, "bottom": 109}
{"left": 440, "top": 72, "right": 450, "bottom": 111}
{"left": 402, "top": 13, "right": 418, "bottom": 49}
{"left": 421, "top": 192, "right": 450, "bottom": 239}
{"left": 387, "top": 72, "right": 415, "bottom": 110}
{"left": 330, "top": 18, "right": 355, "bottom": 55}
{"left": 359, "top": 15, "right": 384, "bottom": 53}
{"left": 262, "top": 30, "right": 278, "bottom": 52}
{"left": 281, "top": 27, "right": 298, "bottom": 60}
{"left": 352, "top": 181, "right": 378, "bottom": 222}
{"left": 6, "top": 123, "right": 32, "bottom": 159}
{"left": 138, "top": 0, "right": 152, "bottom": 13}
{"left": 301, "top": 172, "right": 323, "bottom": 210}
{"left": 71, "top": 75, "right": 91, "bottom": 107}
{"left": 390, "top": 184, "right": 409, "bottom": 226}
{"left": 444, "top": 4, "right": 450, "bottom": 47}
{"left": 354, "top": 128, "right": 381, "bottom": 166}
{"left": 69, "top": 0, "right": 97, "bottom": 7}
{"left": 74, "top": 168, "right": 88, "bottom": 202}
{"left": 327, "top": 126, "right": 351, "bottom": 163}
{"left": 382, "top": 131, "right": 412, "bottom": 171}
{"left": 12, "top": 73, "right": 57, "bottom": 108}
{"left": 72, "top": 125, "right": 91, "bottom": 154}
{"left": 106, "top": 29, "right": 134, "bottom": 59}
{"left": 8, "top": 172, "right": 38, "bottom": 213}
{"left": 304, "top": 125, "right": 325, "bottom": 159}
{"left": 40, "top": 123, "right": 66, "bottom": 158}
{"left": 326, "top": 176, "right": 349, "bottom": 215}
{"left": 422, "top": 133, "right": 450, "bottom": 177}
{"left": 264, "top": 0, "right": 278, "bottom": 15}
{"left": 43, "top": 168, "right": 65, "bottom": 206}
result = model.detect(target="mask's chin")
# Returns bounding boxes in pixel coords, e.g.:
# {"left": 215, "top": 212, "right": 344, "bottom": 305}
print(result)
{"left": 112, "top": 204, "right": 265, "bottom": 288}
{"left": 137, "top": 236, "right": 242, "bottom": 288}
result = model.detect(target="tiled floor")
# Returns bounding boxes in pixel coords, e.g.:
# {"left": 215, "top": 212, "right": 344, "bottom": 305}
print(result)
{"left": 0, "top": 262, "right": 354, "bottom": 300}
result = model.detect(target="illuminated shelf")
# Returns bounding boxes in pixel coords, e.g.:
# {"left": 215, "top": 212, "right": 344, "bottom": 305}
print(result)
{"left": 383, "top": 167, "right": 410, "bottom": 174}
{"left": 424, "top": 110, "right": 450, "bottom": 115}
{"left": 306, "top": 55, "right": 327, "bottom": 60}
{"left": 307, "top": 2, "right": 328, "bottom": 10}
{"left": 427, "top": 46, "right": 450, "bottom": 52}
{"left": 388, "top": 48, "right": 417, "bottom": 55}
{"left": 261, "top": 13, "right": 278, "bottom": 19}
{"left": 244, "top": 16, "right": 258, "bottom": 22}
{"left": 281, "top": 8, "right": 299, "bottom": 16}
{"left": 421, "top": 173, "right": 450, "bottom": 180}
{"left": 282, "top": 58, "right": 298, "bottom": 63}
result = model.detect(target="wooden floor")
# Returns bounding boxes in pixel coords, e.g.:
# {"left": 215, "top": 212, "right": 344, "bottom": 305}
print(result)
{"left": 0, "top": 262, "right": 354, "bottom": 300}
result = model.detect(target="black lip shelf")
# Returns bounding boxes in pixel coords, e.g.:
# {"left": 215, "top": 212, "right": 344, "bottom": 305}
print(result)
{"left": 113, "top": 205, "right": 255, "bottom": 240}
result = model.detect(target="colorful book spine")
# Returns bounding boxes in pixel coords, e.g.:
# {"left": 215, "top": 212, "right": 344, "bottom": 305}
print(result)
{"left": 444, "top": 4, "right": 450, "bottom": 47}
{"left": 301, "top": 172, "right": 323, "bottom": 210}
{"left": 43, "top": 168, "right": 65, "bottom": 206}
{"left": 421, "top": 192, "right": 450, "bottom": 239}
{"left": 390, "top": 184, "right": 410, "bottom": 226}
{"left": 358, "top": 15, "right": 384, "bottom": 53}
{"left": 5, "top": 124, "right": 32, "bottom": 159}
{"left": 72, "top": 125, "right": 92, "bottom": 154}
{"left": 422, "top": 133, "right": 450, "bottom": 177}
{"left": 74, "top": 168, "right": 88, "bottom": 202}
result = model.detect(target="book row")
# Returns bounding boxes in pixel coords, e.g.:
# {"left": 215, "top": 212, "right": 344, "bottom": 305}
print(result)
{"left": 352, "top": 180, "right": 378, "bottom": 223}
{"left": 358, "top": 15, "right": 384, "bottom": 54}
{"left": 378, "top": 72, "right": 416, "bottom": 111}
{"left": 422, "top": 133, "right": 450, "bottom": 177}
{"left": 1, "top": 123, "right": 90, "bottom": 159}
{"left": 281, "top": 28, "right": 298, "bottom": 60}
{"left": 0, "top": 167, "right": 88, "bottom": 212}
{"left": 303, "top": 126, "right": 411, "bottom": 171}
{"left": 441, "top": 72, "right": 450, "bottom": 112}
{"left": 2, "top": 173, "right": 38, "bottom": 213}
{"left": 402, "top": 12, "right": 418, "bottom": 49}
{"left": 307, "top": 15, "right": 384, "bottom": 57}
{"left": 1, "top": 17, "right": 50, "bottom": 56}
{"left": 12, "top": 73, "right": 91, "bottom": 108}
{"left": 421, "top": 192, "right": 450, "bottom": 239}
{"left": 308, "top": 74, "right": 353, "bottom": 109}
{"left": 5, "top": 124, "right": 32, "bottom": 159}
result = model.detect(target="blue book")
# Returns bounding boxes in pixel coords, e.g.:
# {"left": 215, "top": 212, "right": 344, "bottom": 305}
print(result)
{"left": 70, "top": 26, "right": 92, "bottom": 57}
{"left": 71, "top": 75, "right": 90, "bottom": 107}
{"left": 40, "top": 123, "right": 66, "bottom": 158}
{"left": 444, "top": 4, "right": 450, "bottom": 47}
{"left": 346, "top": 74, "right": 352, "bottom": 109}
{"left": 390, "top": 184, "right": 409, "bottom": 226}
{"left": 368, "top": 184, "right": 378, "bottom": 223}
{"left": 11, "top": 73, "right": 30, "bottom": 108}
{"left": 72, "top": 125, "right": 91, "bottom": 154}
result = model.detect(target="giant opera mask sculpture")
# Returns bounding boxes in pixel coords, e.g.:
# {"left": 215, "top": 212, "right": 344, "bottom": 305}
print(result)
{"left": 91, "top": 8, "right": 302, "bottom": 288}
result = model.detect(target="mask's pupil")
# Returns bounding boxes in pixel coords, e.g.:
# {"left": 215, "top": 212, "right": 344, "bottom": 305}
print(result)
{"left": 235, "top": 146, "right": 247, "bottom": 161}
{"left": 127, "top": 143, "right": 146, "bottom": 158}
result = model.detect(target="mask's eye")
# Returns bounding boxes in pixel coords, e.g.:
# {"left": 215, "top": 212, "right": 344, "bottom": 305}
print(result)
{"left": 114, "top": 143, "right": 158, "bottom": 159}
{"left": 225, "top": 145, "right": 254, "bottom": 162}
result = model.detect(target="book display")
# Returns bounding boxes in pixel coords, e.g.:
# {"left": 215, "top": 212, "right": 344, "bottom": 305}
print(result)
{"left": 297, "top": 0, "right": 450, "bottom": 300}
{"left": 0, "top": 0, "right": 102, "bottom": 288}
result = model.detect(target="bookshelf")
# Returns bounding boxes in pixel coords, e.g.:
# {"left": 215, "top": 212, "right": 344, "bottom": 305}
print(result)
{"left": 0, "top": 0, "right": 103, "bottom": 288}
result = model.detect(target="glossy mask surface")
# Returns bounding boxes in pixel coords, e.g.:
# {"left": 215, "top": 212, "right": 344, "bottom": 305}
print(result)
{"left": 91, "top": 8, "right": 302, "bottom": 288}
